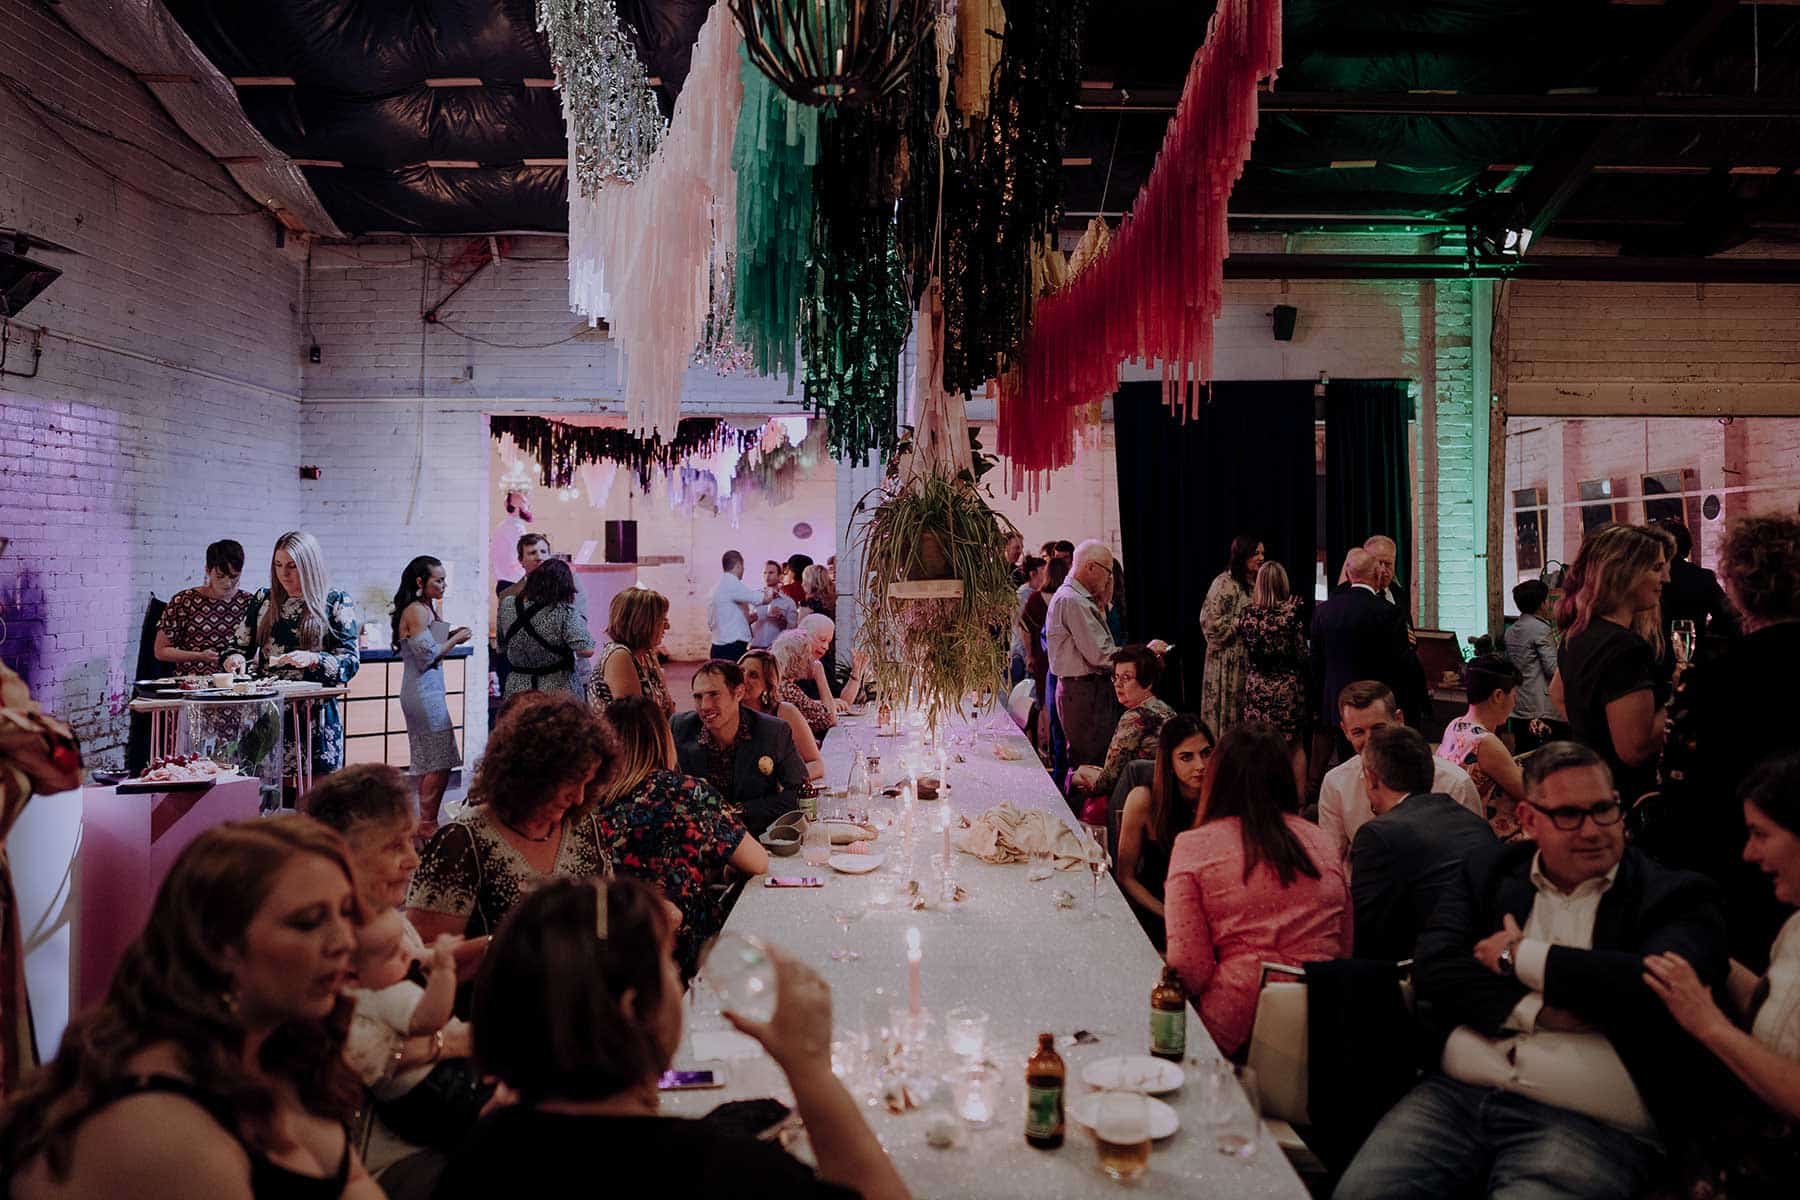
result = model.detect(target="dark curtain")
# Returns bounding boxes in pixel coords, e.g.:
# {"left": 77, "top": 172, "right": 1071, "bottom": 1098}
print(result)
{"left": 1115, "top": 380, "right": 1318, "bottom": 710}
{"left": 1324, "top": 380, "right": 1414, "bottom": 592}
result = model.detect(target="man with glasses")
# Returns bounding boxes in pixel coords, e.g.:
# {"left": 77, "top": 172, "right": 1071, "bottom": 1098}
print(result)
{"left": 1337, "top": 741, "right": 1732, "bottom": 1200}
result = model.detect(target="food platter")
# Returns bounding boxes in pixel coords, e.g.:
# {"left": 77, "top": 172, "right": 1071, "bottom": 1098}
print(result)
{"left": 116, "top": 755, "right": 244, "bottom": 794}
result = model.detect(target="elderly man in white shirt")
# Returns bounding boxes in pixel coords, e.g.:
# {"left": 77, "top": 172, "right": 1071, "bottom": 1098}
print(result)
{"left": 708, "top": 550, "right": 768, "bottom": 662}
{"left": 1335, "top": 741, "right": 1730, "bottom": 1200}
{"left": 1318, "top": 679, "right": 1483, "bottom": 859}
{"left": 1046, "top": 540, "right": 1126, "bottom": 772}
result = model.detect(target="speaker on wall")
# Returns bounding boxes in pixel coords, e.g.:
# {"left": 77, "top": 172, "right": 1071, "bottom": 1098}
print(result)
{"left": 604, "top": 520, "right": 638, "bottom": 564}
{"left": 1272, "top": 304, "right": 1298, "bottom": 341}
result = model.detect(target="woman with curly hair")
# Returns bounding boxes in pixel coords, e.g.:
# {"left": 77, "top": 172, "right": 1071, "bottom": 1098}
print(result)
{"left": 406, "top": 692, "right": 612, "bottom": 943}
{"left": 0, "top": 816, "right": 378, "bottom": 1199}
{"left": 1658, "top": 514, "right": 1800, "bottom": 970}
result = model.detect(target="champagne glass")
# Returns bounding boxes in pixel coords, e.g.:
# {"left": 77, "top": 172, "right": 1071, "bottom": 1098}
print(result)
{"left": 830, "top": 905, "right": 863, "bottom": 963}
{"left": 699, "top": 933, "right": 778, "bottom": 1023}
{"left": 1671, "top": 618, "right": 1697, "bottom": 667}
{"left": 1081, "top": 821, "right": 1111, "bottom": 919}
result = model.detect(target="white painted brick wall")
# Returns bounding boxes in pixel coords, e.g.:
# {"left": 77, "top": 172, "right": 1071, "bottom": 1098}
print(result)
{"left": 1, "top": 0, "right": 304, "bottom": 762}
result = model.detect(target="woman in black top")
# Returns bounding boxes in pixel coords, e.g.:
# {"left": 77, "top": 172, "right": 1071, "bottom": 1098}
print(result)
{"left": 0, "top": 817, "right": 377, "bottom": 1199}
{"left": 1114, "top": 714, "right": 1216, "bottom": 950}
{"left": 1552, "top": 523, "right": 1672, "bottom": 805}
{"left": 439, "top": 877, "right": 909, "bottom": 1200}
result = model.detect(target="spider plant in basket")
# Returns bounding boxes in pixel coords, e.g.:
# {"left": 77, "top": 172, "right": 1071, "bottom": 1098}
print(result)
{"left": 853, "top": 427, "right": 1020, "bottom": 730}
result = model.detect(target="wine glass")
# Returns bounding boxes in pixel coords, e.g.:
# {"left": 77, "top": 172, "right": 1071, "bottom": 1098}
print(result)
{"left": 830, "top": 905, "right": 863, "bottom": 963}
{"left": 1081, "top": 822, "right": 1110, "bottom": 919}
{"left": 1671, "top": 618, "right": 1697, "bottom": 667}
{"left": 698, "top": 933, "right": 778, "bottom": 1023}
{"left": 803, "top": 821, "right": 833, "bottom": 869}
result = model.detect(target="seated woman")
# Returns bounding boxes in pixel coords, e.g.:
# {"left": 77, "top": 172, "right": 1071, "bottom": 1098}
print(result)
{"left": 1644, "top": 752, "right": 1800, "bottom": 1190}
{"left": 407, "top": 692, "right": 612, "bottom": 942}
{"left": 1436, "top": 653, "right": 1528, "bottom": 841}
{"left": 595, "top": 695, "right": 769, "bottom": 975}
{"left": 771, "top": 630, "right": 835, "bottom": 742}
{"left": 587, "top": 585, "right": 676, "bottom": 717}
{"left": 739, "top": 649, "right": 826, "bottom": 782}
{"left": 1115, "top": 714, "right": 1215, "bottom": 951}
{"left": 437, "top": 877, "right": 907, "bottom": 1200}
{"left": 0, "top": 817, "right": 381, "bottom": 1199}
{"left": 1069, "top": 644, "right": 1177, "bottom": 802}
{"left": 1165, "top": 722, "right": 1349, "bottom": 1057}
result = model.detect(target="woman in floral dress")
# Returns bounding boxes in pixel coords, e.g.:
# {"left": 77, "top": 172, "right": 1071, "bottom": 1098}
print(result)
{"left": 225, "top": 530, "right": 359, "bottom": 784}
{"left": 1240, "top": 561, "right": 1310, "bottom": 738}
{"left": 1198, "top": 535, "right": 1264, "bottom": 736}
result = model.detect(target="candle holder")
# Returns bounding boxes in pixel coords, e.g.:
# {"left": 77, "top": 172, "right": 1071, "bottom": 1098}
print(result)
{"left": 954, "top": 1061, "right": 1000, "bottom": 1129}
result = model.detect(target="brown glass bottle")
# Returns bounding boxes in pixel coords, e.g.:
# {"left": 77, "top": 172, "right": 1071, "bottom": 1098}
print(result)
{"left": 1150, "top": 965, "right": 1187, "bottom": 1062}
{"left": 1025, "top": 1032, "right": 1065, "bottom": 1149}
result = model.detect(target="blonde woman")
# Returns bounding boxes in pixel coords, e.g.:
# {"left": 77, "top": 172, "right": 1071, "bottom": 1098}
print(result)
{"left": 771, "top": 629, "right": 835, "bottom": 741}
{"left": 594, "top": 696, "right": 767, "bottom": 976}
{"left": 1550, "top": 523, "right": 1672, "bottom": 804}
{"left": 1239, "top": 561, "right": 1309, "bottom": 745}
{"left": 739, "top": 650, "right": 826, "bottom": 782}
{"left": 225, "top": 530, "right": 360, "bottom": 781}
{"left": 587, "top": 586, "right": 675, "bottom": 717}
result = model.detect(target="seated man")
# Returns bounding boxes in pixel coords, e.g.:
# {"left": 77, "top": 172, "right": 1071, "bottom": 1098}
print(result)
{"left": 671, "top": 660, "right": 807, "bottom": 838}
{"left": 1319, "top": 681, "right": 1483, "bottom": 860}
{"left": 1350, "top": 725, "right": 1500, "bottom": 963}
{"left": 1335, "top": 742, "right": 1730, "bottom": 1200}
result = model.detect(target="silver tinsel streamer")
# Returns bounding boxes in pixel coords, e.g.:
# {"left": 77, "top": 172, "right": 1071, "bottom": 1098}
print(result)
{"left": 537, "top": 0, "right": 668, "bottom": 194}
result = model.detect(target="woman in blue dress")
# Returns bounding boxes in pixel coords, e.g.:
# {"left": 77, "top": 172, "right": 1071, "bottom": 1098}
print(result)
{"left": 392, "top": 555, "right": 471, "bottom": 839}
{"left": 226, "top": 530, "right": 360, "bottom": 786}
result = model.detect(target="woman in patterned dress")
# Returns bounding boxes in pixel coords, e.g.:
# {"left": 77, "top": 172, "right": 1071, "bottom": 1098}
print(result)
{"left": 1068, "top": 644, "right": 1176, "bottom": 800}
{"left": 407, "top": 692, "right": 612, "bottom": 944}
{"left": 1239, "top": 561, "right": 1311, "bottom": 782}
{"left": 496, "top": 559, "right": 594, "bottom": 702}
{"left": 392, "top": 555, "right": 470, "bottom": 839}
{"left": 738, "top": 649, "right": 826, "bottom": 782}
{"left": 153, "top": 539, "right": 250, "bottom": 673}
{"left": 1198, "top": 535, "right": 1265, "bottom": 737}
{"left": 586, "top": 586, "right": 675, "bottom": 717}
{"left": 1436, "top": 653, "right": 1528, "bottom": 841}
{"left": 595, "top": 696, "right": 768, "bottom": 976}
{"left": 224, "top": 530, "right": 359, "bottom": 784}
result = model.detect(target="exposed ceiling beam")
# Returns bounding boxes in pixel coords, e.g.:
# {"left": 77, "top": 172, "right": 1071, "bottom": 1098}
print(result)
{"left": 1221, "top": 253, "right": 1800, "bottom": 282}
{"left": 1076, "top": 90, "right": 1800, "bottom": 119}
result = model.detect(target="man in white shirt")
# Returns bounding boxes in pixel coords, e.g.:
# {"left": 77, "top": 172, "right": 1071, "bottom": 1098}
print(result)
{"left": 708, "top": 549, "right": 766, "bottom": 662}
{"left": 1319, "top": 680, "right": 1483, "bottom": 859}
{"left": 749, "top": 560, "right": 798, "bottom": 650}
{"left": 1335, "top": 741, "right": 1730, "bottom": 1200}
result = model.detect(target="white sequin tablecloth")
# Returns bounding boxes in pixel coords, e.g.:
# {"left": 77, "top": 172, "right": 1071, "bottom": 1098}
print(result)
{"left": 664, "top": 713, "right": 1309, "bottom": 1200}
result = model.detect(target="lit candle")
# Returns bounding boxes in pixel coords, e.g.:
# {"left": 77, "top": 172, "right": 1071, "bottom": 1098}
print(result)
{"left": 906, "top": 926, "right": 922, "bottom": 1015}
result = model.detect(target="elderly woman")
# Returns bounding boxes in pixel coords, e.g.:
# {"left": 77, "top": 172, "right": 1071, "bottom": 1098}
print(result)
{"left": 496, "top": 558, "right": 595, "bottom": 702}
{"left": 1069, "top": 644, "right": 1176, "bottom": 800}
{"left": 1198, "top": 534, "right": 1265, "bottom": 736}
{"left": 795, "top": 613, "right": 868, "bottom": 713}
{"left": 154, "top": 539, "right": 250, "bottom": 673}
{"left": 740, "top": 649, "right": 826, "bottom": 782}
{"left": 771, "top": 629, "right": 836, "bottom": 742}
{"left": 225, "top": 530, "right": 360, "bottom": 781}
{"left": 596, "top": 696, "right": 768, "bottom": 975}
{"left": 798, "top": 563, "right": 838, "bottom": 673}
{"left": 407, "top": 692, "right": 611, "bottom": 943}
{"left": 587, "top": 585, "right": 675, "bottom": 716}
{"left": 435, "top": 877, "right": 908, "bottom": 1200}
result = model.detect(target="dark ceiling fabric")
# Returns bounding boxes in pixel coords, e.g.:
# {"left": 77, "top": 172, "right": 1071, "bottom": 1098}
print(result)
{"left": 1114, "top": 380, "right": 1318, "bottom": 710}
{"left": 1323, "top": 379, "right": 1413, "bottom": 595}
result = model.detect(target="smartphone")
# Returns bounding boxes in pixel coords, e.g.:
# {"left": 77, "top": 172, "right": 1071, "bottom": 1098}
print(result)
{"left": 658, "top": 1067, "right": 727, "bottom": 1090}
{"left": 765, "top": 876, "right": 824, "bottom": 888}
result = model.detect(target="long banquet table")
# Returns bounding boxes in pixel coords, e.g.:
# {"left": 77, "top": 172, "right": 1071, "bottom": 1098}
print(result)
{"left": 663, "top": 711, "right": 1308, "bottom": 1200}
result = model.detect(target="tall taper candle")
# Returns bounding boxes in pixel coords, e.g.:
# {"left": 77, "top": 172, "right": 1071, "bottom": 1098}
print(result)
{"left": 906, "top": 926, "right": 922, "bottom": 1015}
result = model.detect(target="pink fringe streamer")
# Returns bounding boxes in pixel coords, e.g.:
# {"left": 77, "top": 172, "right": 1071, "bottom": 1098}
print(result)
{"left": 1001, "top": 0, "right": 1282, "bottom": 488}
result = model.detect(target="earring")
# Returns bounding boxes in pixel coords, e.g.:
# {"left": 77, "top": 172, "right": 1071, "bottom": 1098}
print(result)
{"left": 221, "top": 990, "right": 240, "bottom": 1018}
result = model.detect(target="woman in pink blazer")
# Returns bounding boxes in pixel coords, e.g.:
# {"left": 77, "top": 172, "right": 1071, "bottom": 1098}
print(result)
{"left": 1165, "top": 722, "right": 1350, "bottom": 1057}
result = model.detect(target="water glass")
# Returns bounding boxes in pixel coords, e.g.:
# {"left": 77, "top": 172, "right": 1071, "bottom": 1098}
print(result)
{"left": 944, "top": 1005, "right": 989, "bottom": 1061}
{"left": 803, "top": 820, "right": 833, "bottom": 868}
{"left": 699, "top": 933, "right": 778, "bottom": 1024}
{"left": 954, "top": 1062, "right": 1000, "bottom": 1128}
{"left": 1027, "top": 846, "right": 1054, "bottom": 881}
{"left": 1204, "top": 1060, "right": 1261, "bottom": 1160}
{"left": 830, "top": 905, "right": 863, "bottom": 963}
{"left": 1094, "top": 1089, "right": 1152, "bottom": 1181}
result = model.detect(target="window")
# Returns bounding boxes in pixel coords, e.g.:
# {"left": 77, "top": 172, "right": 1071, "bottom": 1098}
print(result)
{"left": 1577, "top": 478, "right": 1622, "bottom": 534}
{"left": 1513, "top": 486, "right": 1544, "bottom": 572}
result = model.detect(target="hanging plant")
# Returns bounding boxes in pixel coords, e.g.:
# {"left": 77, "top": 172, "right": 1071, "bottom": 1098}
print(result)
{"left": 853, "top": 426, "right": 1019, "bottom": 729}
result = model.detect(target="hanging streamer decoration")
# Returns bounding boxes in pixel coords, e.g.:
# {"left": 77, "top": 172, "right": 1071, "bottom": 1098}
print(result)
{"left": 1006, "top": 0, "right": 1283, "bottom": 483}
{"left": 954, "top": 0, "right": 1006, "bottom": 120}
{"left": 537, "top": 0, "right": 668, "bottom": 195}
{"left": 490, "top": 415, "right": 758, "bottom": 492}
{"left": 732, "top": 48, "right": 824, "bottom": 386}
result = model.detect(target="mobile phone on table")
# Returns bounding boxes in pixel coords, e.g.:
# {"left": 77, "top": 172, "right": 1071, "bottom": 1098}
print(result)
{"left": 765, "top": 876, "right": 824, "bottom": 888}
{"left": 659, "top": 1067, "right": 727, "bottom": 1090}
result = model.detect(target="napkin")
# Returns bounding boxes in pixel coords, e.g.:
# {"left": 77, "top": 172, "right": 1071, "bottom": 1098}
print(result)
{"left": 953, "top": 802, "right": 1086, "bottom": 869}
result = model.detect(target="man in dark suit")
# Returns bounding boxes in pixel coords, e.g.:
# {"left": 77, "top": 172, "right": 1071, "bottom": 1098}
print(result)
{"left": 1313, "top": 548, "right": 1426, "bottom": 733}
{"left": 1349, "top": 725, "right": 1500, "bottom": 963}
{"left": 1336, "top": 742, "right": 1734, "bottom": 1200}
{"left": 1652, "top": 518, "right": 1736, "bottom": 645}
{"left": 672, "top": 659, "right": 807, "bottom": 837}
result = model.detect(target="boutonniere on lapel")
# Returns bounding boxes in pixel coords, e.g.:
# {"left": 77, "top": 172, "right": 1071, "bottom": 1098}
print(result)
{"left": 757, "top": 755, "right": 775, "bottom": 776}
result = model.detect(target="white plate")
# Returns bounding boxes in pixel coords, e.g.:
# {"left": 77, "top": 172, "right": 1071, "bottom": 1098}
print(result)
{"left": 1068, "top": 1093, "right": 1180, "bottom": 1140}
{"left": 1082, "top": 1055, "right": 1185, "bottom": 1095}
{"left": 828, "top": 853, "right": 885, "bottom": 875}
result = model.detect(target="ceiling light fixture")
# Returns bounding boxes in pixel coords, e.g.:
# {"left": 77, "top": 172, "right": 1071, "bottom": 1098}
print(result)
{"left": 728, "top": 0, "right": 933, "bottom": 108}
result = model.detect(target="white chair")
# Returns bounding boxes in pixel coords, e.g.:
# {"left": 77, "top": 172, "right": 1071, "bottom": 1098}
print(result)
{"left": 1247, "top": 963, "right": 1322, "bottom": 1177}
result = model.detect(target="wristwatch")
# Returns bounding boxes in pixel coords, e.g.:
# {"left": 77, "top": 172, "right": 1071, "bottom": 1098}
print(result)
{"left": 1497, "top": 944, "right": 1517, "bottom": 977}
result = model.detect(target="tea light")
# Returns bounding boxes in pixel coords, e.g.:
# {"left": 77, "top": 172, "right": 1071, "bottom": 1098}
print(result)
{"left": 906, "top": 927, "right": 923, "bottom": 1015}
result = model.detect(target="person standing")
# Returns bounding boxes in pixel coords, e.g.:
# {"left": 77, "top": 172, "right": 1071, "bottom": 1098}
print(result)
{"left": 496, "top": 559, "right": 595, "bottom": 702}
{"left": 489, "top": 491, "right": 532, "bottom": 597}
{"left": 392, "top": 556, "right": 470, "bottom": 840}
{"left": 709, "top": 551, "right": 766, "bottom": 663}
{"left": 1503, "top": 579, "right": 1565, "bottom": 751}
{"left": 153, "top": 539, "right": 251, "bottom": 673}
{"left": 1362, "top": 534, "right": 1410, "bottom": 617}
{"left": 1239, "top": 560, "right": 1310, "bottom": 753}
{"left": 1010, "top": 555, "right": 1047, "bottom": 687}
{"left": 1047, "top": 541, "right": 1124, "bottom": 776}
{"left": 1199, "top": 535, "right": 1264, "bottom": 736}
{"left": 781, "top": 554, "right": 812, "bottom": 607}
{"left": 1311, "top": 548, "right": 1422, "bottom": 743}
{"left": 749, "top": 560, "right": 798, "bottom": 651}
{"left": 1652, "top": 517, "right": 1736, "bottom": 648}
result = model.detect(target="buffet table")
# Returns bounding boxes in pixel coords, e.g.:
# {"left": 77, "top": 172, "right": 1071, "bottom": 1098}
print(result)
{"left": 129, "top": 683, "right": 349, "bottom": 794}
{"left": 663, "top": 713, "right": 1307, "bottom": 1200}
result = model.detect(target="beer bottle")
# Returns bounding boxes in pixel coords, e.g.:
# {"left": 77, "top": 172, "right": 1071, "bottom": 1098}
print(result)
{"left": 1025, "top": 1032, "right": 1065, "bottom": 1149}
{"left": 1150, "top": 966, "right": 1187, "bottom": 1062}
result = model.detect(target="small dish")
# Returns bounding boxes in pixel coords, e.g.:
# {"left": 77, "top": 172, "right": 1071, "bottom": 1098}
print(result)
{"left": 1067, "top": 1093, "right": 1180, "bottom": 1140}
{"left": 1081, "top": 1055, "right": 1185, "bottom": 1095}
{"left": 828, "top": 853, "right": 885, "bottom": 875}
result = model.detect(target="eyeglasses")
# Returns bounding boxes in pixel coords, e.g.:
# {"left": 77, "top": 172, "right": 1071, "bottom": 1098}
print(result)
{"left": 1530, "top": 800, "right": 1624, "bottom": 831}
{"left": 1111, "top": 673, "right": 1138, "bottom": 687}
